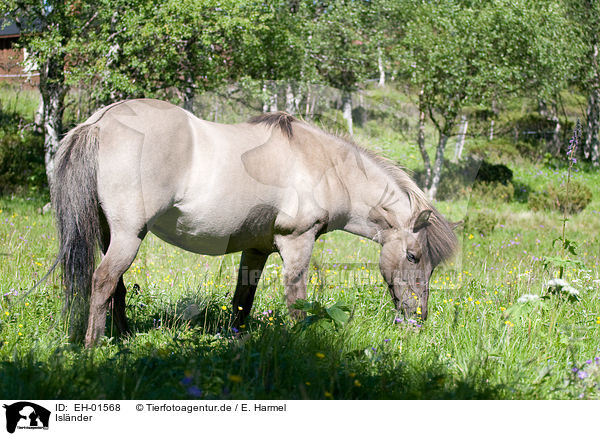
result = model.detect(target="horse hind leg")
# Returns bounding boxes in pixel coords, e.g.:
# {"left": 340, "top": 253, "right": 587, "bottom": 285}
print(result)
{"left": 86, "top": 232, "right": 143, "bottom": 347}
{"left": 99, "top": 221, "right": 131, "bottom": 338}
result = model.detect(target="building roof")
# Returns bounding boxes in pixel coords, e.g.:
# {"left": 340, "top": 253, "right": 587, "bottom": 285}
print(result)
{"left": 0, "top": 19, "right": 21, "bottom": 37}
{"left": 0, "top": 18, "right": 40, "bottom": 38}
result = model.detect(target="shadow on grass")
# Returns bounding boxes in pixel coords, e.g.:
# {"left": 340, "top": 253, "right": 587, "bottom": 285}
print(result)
{"left": 0, "top": 302, "right": 508, "bottom": 400}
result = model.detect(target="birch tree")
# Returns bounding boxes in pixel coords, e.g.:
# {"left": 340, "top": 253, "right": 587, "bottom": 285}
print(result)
{"left": 1, "top": 0, "right": 100, "bottom": 187}
{"left": 565, "top": 0, "right": 600, "bottom": 165}
{"left": 400, "top": 0, "right": 574, "bottom": 199}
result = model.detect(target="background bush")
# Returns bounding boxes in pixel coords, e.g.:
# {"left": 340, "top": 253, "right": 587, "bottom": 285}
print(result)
{"left": 0, "top": 129, "right": 46, "bottom": 195}
{"left": 528, "top": 180, "right": 592, "bottom": 214}
{"left": 464, "top": 209, "right": 498, "bottom": 235}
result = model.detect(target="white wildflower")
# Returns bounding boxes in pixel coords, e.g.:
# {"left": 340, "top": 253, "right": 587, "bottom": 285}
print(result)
{"left": 518, "top": 294, "right": 540, "bottom": 303}
{"left": 547, "top": 278, "right": 569, "bottom": 288}
{"left": 547, "top": 278, "right": 581, "bottom": 300}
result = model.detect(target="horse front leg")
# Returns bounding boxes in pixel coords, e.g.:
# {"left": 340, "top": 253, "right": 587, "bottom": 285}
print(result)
{"left": 110, "top": 277, "right": 130, "bottom": 336}
{"left": 274, "top": 232, "right": 316, "bottom": 320}
{"left": 232, "top": 249, "right": 269, "bottom": 327}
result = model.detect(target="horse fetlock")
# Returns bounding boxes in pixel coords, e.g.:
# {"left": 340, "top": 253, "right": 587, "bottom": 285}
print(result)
{"left": 85, "top": 314, "right": 107, "bottom": 347}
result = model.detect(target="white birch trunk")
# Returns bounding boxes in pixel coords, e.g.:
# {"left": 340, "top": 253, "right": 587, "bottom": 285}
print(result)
{"left": 285, "top": 83, "right": 295, "bottom": 114}
{"left": 453, "top": 115, "right": 468, "bottom": 162}
{"left": 427, "top": 133, "right": 449, "bottom": 201}
{"left": 341, "top": 90, "right": 353, "bottom": 136}
{"left": 378, "top": 47, "right": 385, "bottom": 87}
{"left": 40, "top": 57, "right": 67, "bottom": 189}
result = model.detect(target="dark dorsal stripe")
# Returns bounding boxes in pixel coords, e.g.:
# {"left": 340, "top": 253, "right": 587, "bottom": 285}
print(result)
{"left": 248, "top": 112, "right": 296, "bottom": 138}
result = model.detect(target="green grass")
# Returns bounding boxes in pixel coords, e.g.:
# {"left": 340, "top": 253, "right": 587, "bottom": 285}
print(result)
{"left": 1, "top": 84, "right": 600, "bottom": 399}
{"left": 1, "top": 153, "right": 599, "bottom": 399}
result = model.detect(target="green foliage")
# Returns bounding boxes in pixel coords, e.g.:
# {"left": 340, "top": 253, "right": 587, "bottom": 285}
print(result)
{"left": 475, "top": 160, "right": 513, "bottom": 185}
{"left": 528, "top": 180, "right": 592, "bottom": 214}
{"left": 304, "top": 0, "right": 377, "bottom": 92}
{"left": 471, "top": 181, "right": 515, "bottom": 203}
{"left": 292, "top": 299, "right": 351, "bottom": 332}
{"left": 2, "top": 141, "right": 600, "bottom": 400}
{"left": 0, "top": 130, "right": 45, "bottom": 195}
{"left": 464, "top": 209, "right": 498, "bottom": 236}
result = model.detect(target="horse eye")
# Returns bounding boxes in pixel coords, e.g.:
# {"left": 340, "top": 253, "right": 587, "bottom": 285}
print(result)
{"left": 406, "top": 251, "right": 418, "bottom": 263}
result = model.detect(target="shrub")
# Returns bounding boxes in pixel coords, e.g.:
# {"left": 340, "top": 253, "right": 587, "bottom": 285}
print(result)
{"left": 415, "top": 158, "right": 515, "bottom": 202}
{"left": 0, "top": 129, "right": 46, "bottom": 194}
{"left": 474, "top": 160, "right": 513, "bottom": 185}
{"left": 464, "top": 209, "right": 498, "bottom": 235}
{"left": 528, "top": 180, "right": 592, "bottom": 214}
{"left": 471, "top": 181, "right": 515, "bottom": 203}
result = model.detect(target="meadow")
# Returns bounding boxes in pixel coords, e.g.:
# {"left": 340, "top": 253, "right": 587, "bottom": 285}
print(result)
{"left": 1, "top": 86, "right": 600, "bottom": 399}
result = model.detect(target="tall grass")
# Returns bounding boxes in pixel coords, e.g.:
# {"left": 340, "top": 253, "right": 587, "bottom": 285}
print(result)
{"left": 1, "top": 85, "right": 599, "bottom": 399}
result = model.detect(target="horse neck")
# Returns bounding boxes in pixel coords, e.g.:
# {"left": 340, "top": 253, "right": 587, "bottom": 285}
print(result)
{"left": 336, "top": 151, "right": 412, "bottom": 242}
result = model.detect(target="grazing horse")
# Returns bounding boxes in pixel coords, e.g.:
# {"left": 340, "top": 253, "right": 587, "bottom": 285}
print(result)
{"left": 51, "top": 99, "right": 458, "bottom": 347}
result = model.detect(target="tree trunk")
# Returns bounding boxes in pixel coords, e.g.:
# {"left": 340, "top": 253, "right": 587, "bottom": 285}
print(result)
{"left": 34, "top": 93, "right": 44, "bottom": 134}
{"left": 182, "top": 79, "right": 195, "bottom": 113}
{"left": 285, "top": 82, "right": 301, "bottom": 115}
{"left": 428, "top": 132, "right": 450, "bottom": 200}
{"left": 262, "top": 82, "right": 269, "bottom": 113}
{"left": 540, "top": 99, "right": 561, "bottom": 156}
{"left": 213, "top": 95, "right": 220, "bottom": 122}
{"left": 417, "top": 87, "right": 431, "bottom": 189}
{"left": 377, "top": 47, "right": 385, "bottom": 87}
{"left": 285, "top": 83, "right": 295, "bottom": 114}
{"left": 453, "top": 115, "right": 468, "bottom": 162}
{"left": 40, "top": 56, "right": 67, "bottom": 189}
{"left": 305, "top": 86, "right": 311, "bottom": 118}
{"left": 310, "top": 90, "right": 318, "bottom": 119}
{"left": 341, "top": 89, "right": 353, "bottom": 135}
{"left": 269, "top": 82, "right": 278, "bottom": 112}
{"left": 585, "top": 88, "right": 600, "bottom": 165}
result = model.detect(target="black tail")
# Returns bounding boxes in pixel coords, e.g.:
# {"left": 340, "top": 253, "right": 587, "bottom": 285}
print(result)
{"left": 51, "top": 124, "right": 101, "bottom": 343}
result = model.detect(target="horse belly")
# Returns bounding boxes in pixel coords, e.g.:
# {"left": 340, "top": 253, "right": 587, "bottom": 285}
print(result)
{"left": 148, "top": 197, "right": 278, "bottom": 255}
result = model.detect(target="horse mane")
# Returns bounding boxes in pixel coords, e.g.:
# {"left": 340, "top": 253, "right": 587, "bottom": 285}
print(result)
{"left": 248, "top": 112, "right": 295, "bottom": 138}
{"left": 248, "top": 111, "right": 458, "bottom": 266}
{"left": 340, "top": 137, "right": 458, "bottom": 267}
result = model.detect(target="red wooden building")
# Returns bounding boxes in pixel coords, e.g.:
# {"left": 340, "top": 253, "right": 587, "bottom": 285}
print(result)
{"left": 0, "top": 19, "right": 39, "bottom": 86}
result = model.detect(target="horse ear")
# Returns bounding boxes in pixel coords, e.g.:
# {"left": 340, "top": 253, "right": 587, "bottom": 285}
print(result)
{"left": 413, "top": 209, "right": 432, "bottom": 233}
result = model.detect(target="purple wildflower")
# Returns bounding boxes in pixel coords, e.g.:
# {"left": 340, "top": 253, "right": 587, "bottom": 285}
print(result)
{"left": 187, "top": 386, "right": 203, "bottom": 397}
{"left": 577, "top": 370, "right": 588, "bottom": 380}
